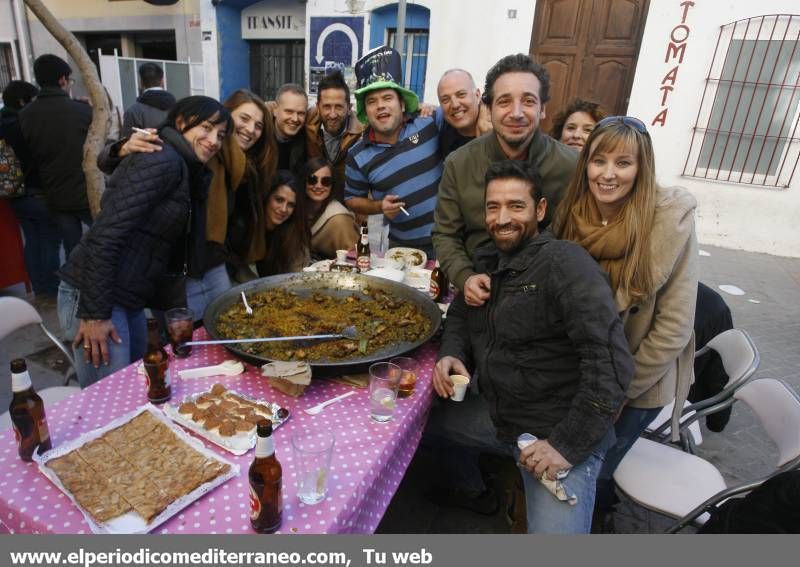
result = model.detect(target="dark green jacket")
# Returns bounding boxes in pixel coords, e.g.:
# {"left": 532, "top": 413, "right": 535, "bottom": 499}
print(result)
{"left": 432, "top": 129, "right": 577, "bottom": 289}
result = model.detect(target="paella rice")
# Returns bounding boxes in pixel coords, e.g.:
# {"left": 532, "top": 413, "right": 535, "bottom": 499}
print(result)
{"left": 216, "top": 288, "right": 431, "bottom": 361}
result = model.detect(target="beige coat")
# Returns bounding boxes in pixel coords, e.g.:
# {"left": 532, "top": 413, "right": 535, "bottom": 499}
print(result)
{"left": 310, "top": 200, "right": 359, "bottom": 259}
{"left": 617, "top": 185, "right": 698, "bottom": 439}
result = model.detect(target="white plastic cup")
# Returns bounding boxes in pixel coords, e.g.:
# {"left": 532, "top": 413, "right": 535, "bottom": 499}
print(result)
{"left": 336, "top": 249, "right": 348, "bottom": 264}
{"left": 450, "top": 374, "right": 470, "bottom": 402}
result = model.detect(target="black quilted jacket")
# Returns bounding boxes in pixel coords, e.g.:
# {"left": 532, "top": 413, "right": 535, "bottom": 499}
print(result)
{"left": 58, "top": 127, "right": 204, "bottom": 320}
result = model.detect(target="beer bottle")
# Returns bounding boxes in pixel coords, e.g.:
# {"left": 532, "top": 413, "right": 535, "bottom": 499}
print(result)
{"left": 9, "top": 359, "right": 52, "bottom": 461}
{"left": 356, "top": 221, "right": 370, "bottom": 272}
{"left": 249, "top": 420, "right": 282, "bottom": 533}
{"left": 429, "top": 259, "right": 446, "bottom": 302}
{"left": 143, "top": 318, "right": 171, "bottom": 404}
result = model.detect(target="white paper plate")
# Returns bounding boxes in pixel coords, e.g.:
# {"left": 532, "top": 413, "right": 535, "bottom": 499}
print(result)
{"left": 385, "top": 247, "right": 427, "bottom": 269}
{"left": 363, "top": 267, "right": 406, "bottom": 283}
{"left": 303, "top": 259, "right": 334, "bottom": 272}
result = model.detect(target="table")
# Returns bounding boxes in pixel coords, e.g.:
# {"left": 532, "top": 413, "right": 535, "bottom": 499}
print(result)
{"left": 0, "top": 328, "right": 439, "bottom": 534}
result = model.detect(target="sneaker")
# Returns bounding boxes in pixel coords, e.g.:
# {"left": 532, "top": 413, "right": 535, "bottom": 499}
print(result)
{"left": 424, "top": 485, "right": 500, "bottom": 516}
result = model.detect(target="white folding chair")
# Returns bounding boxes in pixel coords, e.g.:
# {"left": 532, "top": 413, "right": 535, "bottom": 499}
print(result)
{"left": 614, "top": 378, "right": 800, "bottom": 533}
{"left": 0, "top": 296, "right": 76, "bottom": 385}
{"left": 646, "top": 328, "right": 760, "bottom": 451}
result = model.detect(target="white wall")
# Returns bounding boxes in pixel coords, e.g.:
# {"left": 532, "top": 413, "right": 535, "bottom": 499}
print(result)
{"left": 307, "top": 0, "right": 535, "bottom": 104}
{"left": 627, "top": 0, "right": 800, "bottom": 258}
{"left": 423, "top": 0, "right": 535, "bottom": 104}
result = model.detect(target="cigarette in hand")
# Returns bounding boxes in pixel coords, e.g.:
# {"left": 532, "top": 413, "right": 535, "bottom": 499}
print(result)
{"left": 399, "top": 206, "right": 410, "bottom": 216}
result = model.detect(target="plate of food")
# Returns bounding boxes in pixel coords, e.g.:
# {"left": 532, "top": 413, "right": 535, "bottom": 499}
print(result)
{"left": 163, "top": 383, "right": 289, "bottom": 455}
{"left": 36, "top": 405, "right": 237, "bottom": 534}
{"left": 403, "top": 268, "right": 433, "bottom": 292}
{"left": 386, "top": 247, "right": 427, "bottom": 269}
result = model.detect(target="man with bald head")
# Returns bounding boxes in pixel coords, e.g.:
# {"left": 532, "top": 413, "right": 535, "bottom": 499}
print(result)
{"left": 436, "top": 68, "right": 489, "bottom": 158}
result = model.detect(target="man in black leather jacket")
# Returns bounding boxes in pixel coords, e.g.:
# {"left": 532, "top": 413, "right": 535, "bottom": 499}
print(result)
{"left": 427, "top": 160, "right": 633, "bottom": 533}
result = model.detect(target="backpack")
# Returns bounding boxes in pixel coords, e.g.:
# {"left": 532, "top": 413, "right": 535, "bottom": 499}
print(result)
{"left": 0, "top": 137, "right": 25, "bottom": 198}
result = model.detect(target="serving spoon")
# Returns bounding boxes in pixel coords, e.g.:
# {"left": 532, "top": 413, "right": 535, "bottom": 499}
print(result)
{"left": 182, "top": 325, "right": 359, "bottom": 347}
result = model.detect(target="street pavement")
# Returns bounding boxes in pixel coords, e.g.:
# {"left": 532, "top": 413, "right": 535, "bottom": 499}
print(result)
{"left": 1, "top": 244, "right": 798, "bottom": 533}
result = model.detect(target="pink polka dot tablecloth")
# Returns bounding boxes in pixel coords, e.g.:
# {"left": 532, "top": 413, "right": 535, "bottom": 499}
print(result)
{"left": 0, "top": 328, "right": 439, "bottom": 534}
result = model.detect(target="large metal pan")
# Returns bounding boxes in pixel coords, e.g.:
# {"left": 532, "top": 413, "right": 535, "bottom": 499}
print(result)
{"left": 203, "top": 272, "right": 442, "bottom": 376}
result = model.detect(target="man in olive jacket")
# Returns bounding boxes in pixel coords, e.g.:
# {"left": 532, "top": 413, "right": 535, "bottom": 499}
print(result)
{"left": 428, "top": 161, "right": 632, "bottom": 533}
{"left": 432, "top": 54, "right": 577, "bottom": 306}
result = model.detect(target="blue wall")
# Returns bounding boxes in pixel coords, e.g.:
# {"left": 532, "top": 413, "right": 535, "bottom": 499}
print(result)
{"left": 369, "top": 4, "right": 430, "bottom": 98}
{"left": 216, "top": 3, "right": 251, "bottom": 102}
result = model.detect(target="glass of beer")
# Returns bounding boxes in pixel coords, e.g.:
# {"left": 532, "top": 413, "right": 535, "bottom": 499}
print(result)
{"left": 165, "top": 308, "right": 194, "bottom": 358}
{"left": 390, "top": 357, "right": 418, "bottom": 398}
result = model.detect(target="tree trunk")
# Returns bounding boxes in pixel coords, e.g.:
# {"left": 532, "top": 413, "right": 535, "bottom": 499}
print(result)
{"left": 23, "top": 0, "right": 109, "bottom": 218}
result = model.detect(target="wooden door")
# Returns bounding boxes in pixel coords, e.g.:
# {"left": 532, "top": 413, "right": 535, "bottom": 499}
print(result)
{"left": 530, "top": 0, "right": 650, "bottom": 134}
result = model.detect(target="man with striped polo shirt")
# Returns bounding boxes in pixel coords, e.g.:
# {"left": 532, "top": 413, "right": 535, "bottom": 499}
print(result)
{"left": 344, "top": 46, "right": 444, "bottom": 257}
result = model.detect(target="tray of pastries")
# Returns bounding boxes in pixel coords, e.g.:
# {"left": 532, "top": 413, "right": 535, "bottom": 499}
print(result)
{"left": 163, "top": 383, "right": 290, "bottom": 455}
{"left": 35, "top": 405, "right": 238, "bottom": 534}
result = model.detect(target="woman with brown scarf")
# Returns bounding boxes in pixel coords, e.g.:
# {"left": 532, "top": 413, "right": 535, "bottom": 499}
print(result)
{"left": 553, "top": 116, "right": 698, "bottom": 528}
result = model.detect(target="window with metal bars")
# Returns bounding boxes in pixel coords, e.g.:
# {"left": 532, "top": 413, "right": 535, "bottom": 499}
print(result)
{"left": 683, "top": 14, "right": 800, "bottom": 188}
{"left": 0, "top": 43, "right": 15, "bottom": 92}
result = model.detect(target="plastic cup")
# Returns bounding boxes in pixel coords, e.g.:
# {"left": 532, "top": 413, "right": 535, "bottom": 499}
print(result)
{"left": 368, "top": 362, "right": 401, "bottom": 422}
{"left": 291, "top": 429, "right": 335, "bottom": 505}
{"left": 336, "top": 249, "right": 348, "bottom": 264}
{"left": 390, "top": 357, "right": 418, "bottom": 398}
{"left": 450, "top": 374, "right": 470, "bottom": 402}
{"left": 165, "top": 307, "right": 194, "bottom": 358}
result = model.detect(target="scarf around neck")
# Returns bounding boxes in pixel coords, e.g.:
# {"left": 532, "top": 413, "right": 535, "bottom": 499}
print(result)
{"left": 568, "top": 194, "right": 632, "bottom": 300}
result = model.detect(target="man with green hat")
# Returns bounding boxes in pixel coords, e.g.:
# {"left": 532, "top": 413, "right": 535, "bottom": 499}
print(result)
{"left": 344, "top": 46, "right": 445, "bottom": 256}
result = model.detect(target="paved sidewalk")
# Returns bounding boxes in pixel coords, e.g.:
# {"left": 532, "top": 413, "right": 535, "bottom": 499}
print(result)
{"left": 1, "top": 244, "right": 799, "bottom": 533}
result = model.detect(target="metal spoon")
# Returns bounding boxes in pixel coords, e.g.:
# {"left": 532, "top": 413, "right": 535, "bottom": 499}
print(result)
{"left": 182, "top": 325, "right": 358, "bottom": 347}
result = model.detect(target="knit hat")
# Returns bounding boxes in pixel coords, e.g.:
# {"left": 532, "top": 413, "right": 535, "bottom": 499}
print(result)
{"left": 353, "top": 45, "right": 419, "bottom": 124}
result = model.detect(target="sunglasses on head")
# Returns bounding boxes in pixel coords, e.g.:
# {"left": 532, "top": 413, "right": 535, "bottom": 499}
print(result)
{"left": 595, "top": 115, "right": 649, "bottom": 135}
{"left": 307, "top": 174, "right": 333, "bottom": 187}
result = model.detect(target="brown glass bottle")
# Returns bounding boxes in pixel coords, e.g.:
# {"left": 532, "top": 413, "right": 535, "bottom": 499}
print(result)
{"left": 249, "top": 420, "right": 282, "bottom": 533}
{"left": 9, "top": 359, "right": 52, "bottom": 461}
{"left": 143, "top": 318, "right": 171, "bottom": 404}
{"left": 356, "top": 221, "right": 370, "bottom": 272}
{"left": 429, "top": 259, "right": 447, "bottom": 302}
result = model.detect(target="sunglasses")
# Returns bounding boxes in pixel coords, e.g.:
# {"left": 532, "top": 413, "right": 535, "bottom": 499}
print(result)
{"left": 595, "top": 115, "right": 649, "bottom": 135}
{"left": 307, "top": 174, "right": 333, "bottom": 187}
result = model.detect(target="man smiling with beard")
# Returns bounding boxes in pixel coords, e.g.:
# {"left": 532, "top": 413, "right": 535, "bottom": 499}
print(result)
{"left": 432, "top": 54, "right": 577, "bottom": 306}
{"left": 426, "top": 160, "right": 632, "bottom": 533}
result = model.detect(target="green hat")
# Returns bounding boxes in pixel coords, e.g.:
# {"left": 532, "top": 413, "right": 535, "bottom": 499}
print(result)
{"left": 353, "top": 45, "right": 419, "bottom": 124}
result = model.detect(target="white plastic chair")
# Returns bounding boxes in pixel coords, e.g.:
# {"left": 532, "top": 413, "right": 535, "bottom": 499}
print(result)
{"left": 646, "top": 328, "right": 760, "bottom": 451}
{"left": 614, "top": 378, "right": 800, "bottom": 533}
{"left": 0, "top": 385, "right": 79, "bottom": 431}
{"left": 0, "top": 296, "right": 76, "bottom": 385}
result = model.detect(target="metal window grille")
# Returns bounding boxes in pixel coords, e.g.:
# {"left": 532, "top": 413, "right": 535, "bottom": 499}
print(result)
{"left": 0, "top": 43, "right": 15, "bottom": 92}
{"left": 387, "top": 29, "right": 429, "bottom": 99}
{"left": 683, "top": 14, "right": 800, "bottom": 189}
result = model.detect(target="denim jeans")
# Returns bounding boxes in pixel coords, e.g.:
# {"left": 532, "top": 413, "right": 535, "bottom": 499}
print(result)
{"left": 9, "top": 194, "right": 62, "bottom": 295}
{"left": 53, "top": 208, "right": 93, "bottom": 259}
{"left": 594, "top": 405, "right": 662, "bottom": 511}
{"left": 185, "top": 264, "right": 232, "bottom": 322}
{"left": 424, "top": 392, "right": 614, "bottom": 533}
{"left": 57, "top": 281, "right": 147, "bottom": 388}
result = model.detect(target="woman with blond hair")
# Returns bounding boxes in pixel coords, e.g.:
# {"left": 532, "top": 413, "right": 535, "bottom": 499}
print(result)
{"left": 553, "top": 116, "right": 698, "bottom": 527}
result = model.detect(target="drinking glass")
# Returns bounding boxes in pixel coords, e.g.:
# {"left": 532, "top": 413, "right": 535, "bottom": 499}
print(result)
{"left": 165, "top": 308, "right": 194, "bottom": 358}
{"left": 291, "top": 429, "right": 335, "bottom": 505}
{"left": 369, "top": 362, "right": 401, "bottom": 422}
{"left": 390, "top": 357, "right": 418, "bottom": 398}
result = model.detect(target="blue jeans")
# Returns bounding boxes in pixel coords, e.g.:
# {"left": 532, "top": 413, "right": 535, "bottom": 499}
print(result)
{"left": 57, "top": 281, "right": 147, "bottom": 388}
{"left": 9, "top": 194, "right": 62, "bottom": 295}
{"left": 424, "top": 393, "right": 614, "bottom": 534}
{"left": 594, "top": 405, "right": 662, "bottom": 511}
{"left": 53, "top": 208, "right": 93, "bottom": 259}
{"left": 185, "top": 264, "right": 231, "bottom": 322}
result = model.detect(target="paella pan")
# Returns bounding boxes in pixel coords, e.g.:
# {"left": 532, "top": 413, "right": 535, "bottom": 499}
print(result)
{"left": 203, "top": 272, "right": 442, "bottom": 375}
